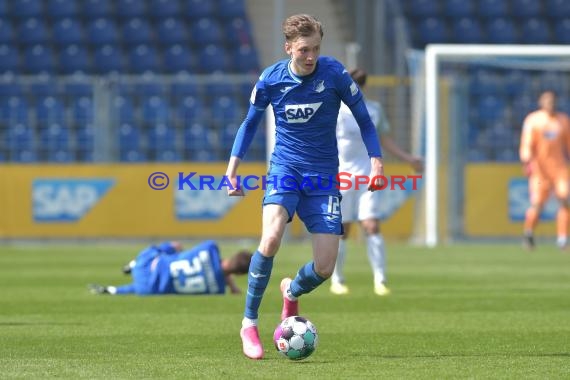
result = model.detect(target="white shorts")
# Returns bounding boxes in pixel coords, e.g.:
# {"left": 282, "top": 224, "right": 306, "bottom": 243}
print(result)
{"left": 340, "top": 186, "right": 382, "bottom": 223}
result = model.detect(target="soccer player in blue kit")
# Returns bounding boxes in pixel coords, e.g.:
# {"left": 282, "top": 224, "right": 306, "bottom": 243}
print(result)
{"left": 225, "top": 14, "right": 385, "bottom": 359}
{"left": 89, "top": 240, "right": 252, "bottom": 296}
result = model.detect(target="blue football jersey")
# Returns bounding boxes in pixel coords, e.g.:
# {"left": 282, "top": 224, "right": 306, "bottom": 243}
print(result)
{"left": 134, "top": 240, "right": 226, "bottom": 295}
{"left": 251, "top": 56, "right": 363, "bottom": 174}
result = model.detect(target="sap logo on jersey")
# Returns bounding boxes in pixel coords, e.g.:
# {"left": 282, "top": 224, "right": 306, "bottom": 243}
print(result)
{"left": 285, "top": 102, "right": 322, "bottom": 123}
{"left": 508, "top": 178, "right": 557, "bottom": 221}
{"left": 33, "top": 179, "right": 115, "bottom": 222}
{"left": 175, "top": 176, "right": 242, "bottom": 220}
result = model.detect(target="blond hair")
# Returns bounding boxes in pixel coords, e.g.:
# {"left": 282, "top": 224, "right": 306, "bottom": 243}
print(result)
{"left": 282, "top": 14, "right": 323, "bottom": 42}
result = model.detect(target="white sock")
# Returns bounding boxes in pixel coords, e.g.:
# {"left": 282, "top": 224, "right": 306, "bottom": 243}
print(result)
{"left": 367, "top": 234, "right": 386, "bottom": 286}
{"left": 557, "top": 236, "right": 567, "bottom": 247}
{"left": 242, "top": 317, "right": 258, "bottom": 328}
{"left": 107, "top": 286, "right": 117, "bottom": 295}
{"left": 331, "top": 239, "right": 347, "bottom": 284}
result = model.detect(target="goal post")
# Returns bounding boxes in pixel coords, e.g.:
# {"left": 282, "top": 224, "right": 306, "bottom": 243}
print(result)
{"left": 424, "top": 44, "right": 570, "bottom": 247}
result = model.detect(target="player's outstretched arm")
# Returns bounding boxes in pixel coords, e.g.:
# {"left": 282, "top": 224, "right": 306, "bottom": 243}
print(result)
{"left": 226, "top": 156, "right": 244, "bottom": 196}
{"left": 382, "top": 135, "right": 424, "bottom": 172}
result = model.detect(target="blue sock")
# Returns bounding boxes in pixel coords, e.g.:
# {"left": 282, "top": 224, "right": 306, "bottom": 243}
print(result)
{"left": 289, "top": 262, "right": 326, "bottom": 298}
{"left": 244, "top": 251, "right": 274, "bottom": 319}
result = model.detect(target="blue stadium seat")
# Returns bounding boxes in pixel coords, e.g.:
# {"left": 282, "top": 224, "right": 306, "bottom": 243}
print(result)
{"left": 12, "top": 0, "right": 43, "bottom": 19}
{"left": 142, "top": 96, "right": 170, "bottom": 123}
{"left": 520, "top": 18, "right": 551, "bottom": 44}
{"left": 7, "top": 123, "right": 34, "bottom": 149}
{"left": 445, "top": 0, "right": 475, "bottom": 17}
{"left": 120, "top": 149, "right": 147, "bottom": 162}
{"left": 475, "top": 95, "right": 506, "bottom": 123}
{"left": 0, "top": 45, "right": 20, "bottom": 74}
{"left": 232, "top": 44, "right": 259, "bottom": 73}
{"left": 83, "top": 0, "right": 112, "bottom": 19}
{"left": 478, "top": 0, "right": 509, "bottom": 18}
{"left": 1, "top": 96, "right": 28, "bottom": 123}
{"left": 0, "top": 19, "right": 13, "bottom": 44}
{"left": 557, "top": 96, "right": 570, "bottom": 114}
{"left": 416, "top": 18, "right": 449, "bottom": 45}
{"left": 157, "top": 18, "right": 188, "bottom": 45}
{"left": 76, "top": 124, "right": 94, "bottom": 150}
{"left": 211, "top": 96, "right": 241, "bottom": 124}
{"left": 47, "top": 0, "right": 78, "bottom": 19}
{"left": 122, "top": 18, "right": 153, "bottom": 46}
{"left": 0, "top": 81, "right": 23, "bottom": 97}
{"left": 155, "top": 149, "right": 181, "bottom": 162}
{"left": 469, "top": 68, "right": 503, "bottom": 95}
{"left": 176, "top": 95, "right": 207, "bottom": 122}
{"left": 148, "top": 123, "right": 176, "bottom": 149}
{"left": 86, "top": 18, "right": 119, "bottom": 46}
{"left": 204, "top": 79, "right": 235, "bottom": 98}
{"left": 118, "top": 123, "right": 141, "bottom": 148}
{"left": 0, "top": 0, "right": 7, "bottom": 17}
{"left": 24, "top": 45, "right": 55, "bottom": 74}
{"left": 128, "top": 44, "right": 160, "bottom": 74}
{"left": 221, "top": 122, "right": 239, "bottom": 145}
{"left": 18, "top": 18, "right": 48, "bottom": 45}
{"left": 41, "top": 123, "right": 70, "bottom": 149}
{"left": 554, "top": 18, "right": 570, "bottom": 44}
{"left": 135, "top": 77, "right": 165, "bottom": 96}
{"left": 116, "top": 0, "right": 147, "bottom": 19}
{"left": 93, "top": 44, "right": 124, "bottom": 74}
{"left": 172, "top": 81, "right": 200, "bottom": 98}
{"left": 59, "top": 44, "right": 90, "bottom": 74}
{"left": 36, "top": 96, "right": 65, "bottom": 125}
{"left": 535, "top": 71, "right": 567, "bottom": 94}
{"left": 511, "top": 0, "right": 543, "bottom": 18}
{"left": 29, "top": 76, "right": 58, "bottom": 96}
{"left": 65, "top": 78, "right": 93, "bottom": 96}
{"left": 191, "top": 18, "right": 224, "bottom": 46}
{"left": 149, "top": 0, "right": 181, "bottom": 20}
{"left": 52, "top": 18, "right": 84, "bottom": 46}
{"left": 71, "top": 96, "right": 94, "bottom": 123}
{"left": 512, "top": 94, "right": 536, "bottom": 124}
{"left": 218, "top": 0, "right": 247, "bottom": 19}
{"left": 163, "top": 44, "right": 194, "bottom": 74}
{"left": 198, "top": 44, "right": 229, "bottom": 73}
{"left": 503, "top": 69, "right": 528, "bottom": 96}
{"left": 185, "top": 0, "right": 215, "bottom": 19}
{"left": 225, "top": 17, "right": 254, "bottom": 46}
{"left": 113, "top": 96, "right": 135, "bottom": 123}
{"left": 452, "top": 18, "right": 483, "bottom": 44}
{"left": 546, "top": 0, "right": 570, "bottom": 18}
{"left": 46, "top": 149, "right": 72, "bottom": 162}
{"left": 184, "top": 122, "right": 210, "bottom": 148}
{"left": 485, "top": 18, "right": 519, "bottom": 43}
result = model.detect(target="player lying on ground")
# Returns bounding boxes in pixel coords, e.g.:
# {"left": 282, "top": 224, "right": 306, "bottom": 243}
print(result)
{"left": 89, "top": 240, "right": 252, "bottom": 295}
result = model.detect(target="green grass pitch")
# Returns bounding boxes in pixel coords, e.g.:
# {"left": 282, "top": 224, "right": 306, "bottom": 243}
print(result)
{"left": 1, "top": 240, "right": 569, "bottom": 379}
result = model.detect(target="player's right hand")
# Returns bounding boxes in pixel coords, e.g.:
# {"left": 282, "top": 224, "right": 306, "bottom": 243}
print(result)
{"left": 88, "top": 284, "right": 109, "bottom": 295}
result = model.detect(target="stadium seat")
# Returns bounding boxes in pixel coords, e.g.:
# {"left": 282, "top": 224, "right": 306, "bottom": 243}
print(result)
{"left": 118, "top": 123, "right": 141, "bottom": 148}
{"left": 204, "top": 77, "right": 235, "bottom": 97}
{"left": 416, "top": 18, "right": 449, "bottom": 45}
{"left": 546, "top": 0, "right": 570, "bottom": 19}
{"left": 469, "top": 68, "right": 503, "bottom": 95}
{"left": 512, "top": 94, "right": 536, "bottom": 124}
{"left": 191, "top": 18, "right": 224, "bottom": 46}
{"left": 211, "top": 96, "right": 241, "bottom": 124}
{"left": 452, "top": 18, "right": 483, "bottom": 44}
{"left": 485, "top": 18, "right": 519, "bottom": 43}
{"left": 122, "top": 18, "right": 153, "bottom": 46}
{"left": 0, "top": 44, "right": 20, "bottom": 74}
{"left": 511, "top": 0, "right": 543, "bottom": 19}
{"left": 120, "top": 149, "right": 147, "bottom": 162}
{"left": 163, "top": 44, "right": 194, "bottom": 74}
{"left": 86, "top": 18, "right": 119, "bottom": 46}
{"left": 407, "top": 0, "right": 441, "bottom": 17}
{"left": 218, "top": 0, "right": 247, "bottom": 19}
{"left": 128, "top": 44, "right": 160, "bottom": 74}
{"left": 155, "top": 149, "right": 181, "bottom": 162}
{"left": 83, "top": 0, "right": 112, "bottom": 19}
{"left": 232, "top": 44, "right": 260, "bottom": 73}
{"left": 116, "top": 0, "right": 147, "bottom": 19}
{"left": 0, "top": 19, "right": 13, "bottom": 44}
{"left": 0, "top": 81, "right": 23, "bottom": 97}
{"left": 40, "top": 123, "right": 70, "bottom": 149}
{"left": 184, "top": 0, "right": 216, "bottom": 19}
{"left": 172, "top": 81, "right": 200, "bottom": 98}
{"left": 149, "top": 0, "right": 181, "bottom": 20}
{"left": 52, "top": 18, "right": 84, "bottom": 46}
{"left": 18, "top": 18, "right": 48, "bottom": 45}
{"left": 554, "top": 18, "right": 570, "bottom": 44}
{"left": 148, "top": 123, "right": 176, "bottom": 149}
{"left": 475, "top": 95, "right": 507, "bottom": 123}
{"left": 12, "top": 0, "right": 43, "bottom": 19}
{"left": 157, "top": 18, "right": 188, "bottom": 45}
{"left": 520, "top": 18, "right": 551, "bottom": 44}
{"left": 1, "top": 96, "right": 29, "bottom": 123}
{"left": 113, "top": 96, "right": 135, "bottom": 123}
{"left": 93, "top": 45, "right": 124, "bottom": 74}
{"left": 197, "top": 44, "right": 229, "bottom": 74}
{"left": 445, "top": 0, "right": 475, "bottom": 17}
{"left": 557, "top": 96, "right": 570, "bottom": 114}
{"left": 64, "top": 78, "right": 93, "bottom": 96}
{"left": 0, "top": 0, "right": 7, "bottom": 17}
{"left": 71, "top": 96, "right": 94, "bottom": 123}
{"left": 478, "top": 0, "right": 509, "bottom": 18}
{"left": 36, "top": 96, "right": 65, "bottom": 125}
{"left": 176, "top": 95, "right": 207, "bottom": 122}
{"left": 47, "top": 0, "right": 78, "bottom": 19}
{"left": 142, "top": 96, "right": 170, "bottom": 123}
{"left": 134, "top": 76, "right": 165, "bottom": 96}
{"left": 59, "top": 44, "right": 90, "bottom": 74}
{"left": 76, "top": 124, "right": 94, "bottom": 153}
{"left": 503, "top": 69, "right": 528, "bottom": 96}
{"left": 225, "top": 17, "right": 254, "bottom": 46}
{"left": 7, "top": 123, "right": 34, "bottom": 149}
{"left": 24, "top": 45, "right": 55, "bottom": 74}
{"left": 535, "top": 71, "right": 567, "bottom": 94}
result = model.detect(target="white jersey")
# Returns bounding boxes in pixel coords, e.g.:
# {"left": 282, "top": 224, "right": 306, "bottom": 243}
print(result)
{"left": 337, "top": 99, "right": 389, "bottom": 176}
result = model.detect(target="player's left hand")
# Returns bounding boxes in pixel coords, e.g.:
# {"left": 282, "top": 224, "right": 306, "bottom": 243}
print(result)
{"left": 410, "top": 156, "right": 424, "bottom": 173}
{"left": 226, "top": 175, "right": 244, "bottom": 196}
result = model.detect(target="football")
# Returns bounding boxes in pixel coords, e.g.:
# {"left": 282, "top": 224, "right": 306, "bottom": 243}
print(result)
{"left": 273, "top": 316, "right": 318, "bottom": 360}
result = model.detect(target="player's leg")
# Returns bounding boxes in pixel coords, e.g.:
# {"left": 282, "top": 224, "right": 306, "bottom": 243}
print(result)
{"left": 358, "top": 191, "right": 389, "bottom": 295}
{"left": 523, "top": 175, "right": 549, "bottom": 249}
{"left": 331, "top": 188, "right": 356, "bottom": 295}
{"left": 553, "top": 175, "right": 569, "bottom": 249}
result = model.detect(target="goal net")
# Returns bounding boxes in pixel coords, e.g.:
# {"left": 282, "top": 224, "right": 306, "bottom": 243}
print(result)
{"left": 409, "top": 44, "right": 570, "bottom": 247}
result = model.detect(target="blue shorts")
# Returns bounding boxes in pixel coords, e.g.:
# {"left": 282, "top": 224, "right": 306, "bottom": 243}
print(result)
{"left": 263, "top": 163, "right": 343, "bottom": 235}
